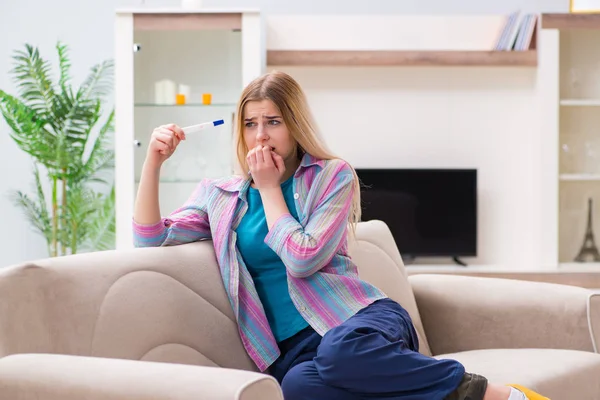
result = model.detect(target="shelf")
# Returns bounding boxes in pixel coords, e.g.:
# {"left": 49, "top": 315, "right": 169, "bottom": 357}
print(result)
{"left": 560, "top": 174, "right": 600, "bottom": 181}
{"left": 560, "top": 99, "right": 600, "bottom": 106}
{"left": 135, "top": 103, "right": 236, "bottom": 108}
{"left": 135, "top": 179, "right": 201, "bottom": 184}
{"left": 542, "top": 13, "right": 600, "bottom": 30}
{"left": 266, "top": 50, "right": 538, "bottom": 67}
{"left": 133, "top": 12, "right": 243, "bottom": 31}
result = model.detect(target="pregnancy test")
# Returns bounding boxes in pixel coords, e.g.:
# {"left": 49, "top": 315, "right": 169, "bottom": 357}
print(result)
{"left": 182, "top": 119, "right": 224, "bottom": 134}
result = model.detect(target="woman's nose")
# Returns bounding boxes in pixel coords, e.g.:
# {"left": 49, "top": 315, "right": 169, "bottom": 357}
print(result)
{"left": 256, "top": 125, "right": 268, "bottom": 141}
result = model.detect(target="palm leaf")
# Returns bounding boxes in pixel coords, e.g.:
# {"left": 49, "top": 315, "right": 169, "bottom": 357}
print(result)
{"left": 81, "top": 186, "right": 115, "bottom": 252}
{"left": 78, "top": 60, "right": 114, "bottom": 102}
{"left": 10, "top": 192, "right": 51, "bottom": 238}
{"left": 8, "top": 165, "right": 52, "bottom": 247}
{"left": 56, "top": 42, "right": 71, "bottom": 90}
{"left": 0, "top": 90, "right": 57, "bottom": 167}
{"left": 11, "top": 44, "right": 58, "bottom": 127}
{"left": 33, "top": 164, "right": 50, "bottom": 226}
{"left": 60, "top": 183, "right": 99, "bottom": 254}
{"left": 77, "top": 109, "right": 114, "bottom": 182}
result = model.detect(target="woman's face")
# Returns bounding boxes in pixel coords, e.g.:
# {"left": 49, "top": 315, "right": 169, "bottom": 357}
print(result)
{"left": 243, "top": 99, "right": 296, "bottom": 162}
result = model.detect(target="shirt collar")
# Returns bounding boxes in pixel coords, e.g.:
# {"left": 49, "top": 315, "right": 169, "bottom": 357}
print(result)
{"left": 299, "top": 152, "right": 326, "bottom": 169}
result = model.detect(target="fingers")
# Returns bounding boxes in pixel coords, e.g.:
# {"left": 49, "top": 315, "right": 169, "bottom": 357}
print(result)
{"left": 254, "top": 145, "right": 265, "bottom": 164}
{"left": 151, "top": 123, "right": 185, "bottom": 156}
{"left": 154, "top": 141, "right": 171, "bottom": 155}
{"left": 247, "top": 146, "right": 257, "bottom": 171}
{"left": 247, "top": 145, "right": 282, "bottom": 175}
{"left": 164, "top": 123, "right": 186, "bottom": 141}
{"left": 156, "top": 130, "right": 178, "bottom": 147}
{"left": 272, "top": 152, "right": 285, "bottom": 172}
{"left": 261, "top": 146, "right": 274, "bottom": 166}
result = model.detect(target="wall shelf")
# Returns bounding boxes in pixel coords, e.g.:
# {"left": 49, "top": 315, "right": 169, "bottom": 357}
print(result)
{"left": 559, "top": 174, "right": 600, "bottom": 181}
{"left": 267, "top": 50, "right": 538, "bottom": 67}
{"left": 134, "top": 103, "right": 235, "bottom": 108}
{"left": 266, "top": 14, "right": 538, "bottom": 68}
{"left": 541, "top": 13, "right": 600, "bottom": 30}
{"left": 560, "top": 99, "right": 600, "bottom": 106}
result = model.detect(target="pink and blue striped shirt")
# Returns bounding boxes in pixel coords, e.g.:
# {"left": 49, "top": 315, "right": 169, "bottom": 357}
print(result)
{"left": 132, "top": 153, "right": 387, "bottom": 371}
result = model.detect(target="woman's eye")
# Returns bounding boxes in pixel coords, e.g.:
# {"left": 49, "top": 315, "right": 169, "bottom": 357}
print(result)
{"left": 268, "top": 120, "right": 280, "bottom": 125}
{"left": 245, "top": 122, "right": 256, "bottom": 128}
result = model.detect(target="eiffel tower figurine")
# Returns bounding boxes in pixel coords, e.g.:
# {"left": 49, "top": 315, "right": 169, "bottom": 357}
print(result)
{"left": 575, "top": 197, "right": 600, "bottom": 262}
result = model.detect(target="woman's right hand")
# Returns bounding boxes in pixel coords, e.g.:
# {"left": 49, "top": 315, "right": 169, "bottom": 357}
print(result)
{"left": 146, "top": 123, "right": 186, "bottom": 167}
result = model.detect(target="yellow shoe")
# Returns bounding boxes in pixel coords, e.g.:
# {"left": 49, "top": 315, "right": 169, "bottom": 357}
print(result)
{"left": 507, "top": 384, "right": 551, "bottom": 400}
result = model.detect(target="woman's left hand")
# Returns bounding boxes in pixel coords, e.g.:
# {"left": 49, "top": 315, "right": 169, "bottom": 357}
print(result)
{"left": 247, "top": 145, "right": 286, "bottom": 189}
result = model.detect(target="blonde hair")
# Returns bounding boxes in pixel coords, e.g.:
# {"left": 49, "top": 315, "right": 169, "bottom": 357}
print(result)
{"left": 234, "top": 70, "right": 362, "bottom": 233}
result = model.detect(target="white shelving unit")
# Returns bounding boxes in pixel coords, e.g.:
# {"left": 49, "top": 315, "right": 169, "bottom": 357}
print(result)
{"left": 541, "top": 14, "right": 600, "bottom": 268}
{"left": 560, "top": 99, "right": 600, "bottom": 106}
{"left": 114, "top": 8, "right": 265, "bottom": 250}
{"left": 560, "top": 174, "right": 600, "bottom": 181}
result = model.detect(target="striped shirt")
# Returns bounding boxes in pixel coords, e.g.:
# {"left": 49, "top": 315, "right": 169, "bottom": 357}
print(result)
{"left": 133, "top": 153, "right": 388, "bottom": 371}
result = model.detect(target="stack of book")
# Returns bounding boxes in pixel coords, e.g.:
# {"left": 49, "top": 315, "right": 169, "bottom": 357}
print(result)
{"left": 494, "top": 11, "right": 538, "bottom": 51}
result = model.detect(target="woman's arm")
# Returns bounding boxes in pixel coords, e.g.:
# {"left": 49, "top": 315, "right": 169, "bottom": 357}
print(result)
{"left": 133, "top": 124, "right": 211, "bottom": 247}
{"left": 134, "top": 160, "right": 162, "bottom": 225}
{"left": 133, "top": 176, "right": 212, "bottom": 248}
{"left": 263, "top": 160, "right": 354, "bottom": 278}
{"left": 261, "top": 186, "right": 289, "bottom": 230}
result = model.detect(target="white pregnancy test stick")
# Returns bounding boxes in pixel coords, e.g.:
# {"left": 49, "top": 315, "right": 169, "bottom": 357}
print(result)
{"left": 182, "top": 119, "right": 224, "bottom": 134}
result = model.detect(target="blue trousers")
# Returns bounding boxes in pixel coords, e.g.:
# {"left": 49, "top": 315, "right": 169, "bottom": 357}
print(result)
{"left": 269, "top": 298, "right": 465, "bottom": 400}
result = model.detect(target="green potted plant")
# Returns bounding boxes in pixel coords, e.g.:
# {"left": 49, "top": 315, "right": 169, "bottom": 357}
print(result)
{"left": 0, "top": 42, "right": 115, "bottom": 257}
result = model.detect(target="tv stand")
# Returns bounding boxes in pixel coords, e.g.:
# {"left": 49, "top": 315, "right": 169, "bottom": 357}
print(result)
{"left": 452, "top": 256, "right": 468, "bottom": 267}
{"left": 401, "top": 255, "right": 468, "bottom": 267}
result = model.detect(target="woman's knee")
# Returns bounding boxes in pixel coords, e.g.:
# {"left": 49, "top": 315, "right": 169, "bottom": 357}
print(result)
{"left": 280, "top": 361, "right": 353, "bottom": 400}
{"left": 280, "top": 362, "right": 321, "bottom": 400}
{"left": 316, "top": 326, "right": 361, "bottom": 368}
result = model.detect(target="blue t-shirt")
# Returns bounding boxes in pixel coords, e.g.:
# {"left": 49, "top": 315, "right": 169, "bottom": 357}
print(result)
{"left": 235, "top": 175, "right": 309, "bottom": 343}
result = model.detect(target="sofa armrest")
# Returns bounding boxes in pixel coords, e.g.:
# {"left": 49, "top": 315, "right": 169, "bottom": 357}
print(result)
{"left": 0, "top": 353, "right": 283, "bottom": 400}
{"left": 408, "top": 274, "right": 599, "bottom": 356}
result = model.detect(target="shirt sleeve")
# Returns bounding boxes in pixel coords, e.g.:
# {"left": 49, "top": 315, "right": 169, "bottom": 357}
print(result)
{"left": 264, "top": 160, "right": 354, "bottom": 278}
{"left": 132, "top": 179, "right": 212, "bottom": 247}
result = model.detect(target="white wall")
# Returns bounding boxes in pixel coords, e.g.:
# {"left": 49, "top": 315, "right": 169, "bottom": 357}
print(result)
{"left": 271, "top": 66, "right": 540, "bottom": 268}
{"left": 0, "top": 0, "right": 137, "bottom": 266}
{"left": 0, "top": 0, "right": 567, "bottom": 266}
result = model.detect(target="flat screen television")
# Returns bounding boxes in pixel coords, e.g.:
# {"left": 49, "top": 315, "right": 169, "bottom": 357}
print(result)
{"left": 355, "top": 168, "right": 477, "bottom": 260}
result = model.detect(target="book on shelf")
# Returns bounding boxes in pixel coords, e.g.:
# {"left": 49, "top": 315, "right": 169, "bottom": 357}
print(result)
{"left": 493, "top": 11, "right": 538, "bottom": 51}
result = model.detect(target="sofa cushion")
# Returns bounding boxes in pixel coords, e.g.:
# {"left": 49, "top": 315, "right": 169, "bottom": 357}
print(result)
{"left": 436, "top": 348, "right": 600, "bottom": 400}
{"left": 350, "top": 220, "right": 432, "bottom": 356}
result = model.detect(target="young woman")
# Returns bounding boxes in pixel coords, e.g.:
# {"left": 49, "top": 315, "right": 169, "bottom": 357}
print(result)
{"left": 133, "top": 71, "right": 547, "bottom": 400}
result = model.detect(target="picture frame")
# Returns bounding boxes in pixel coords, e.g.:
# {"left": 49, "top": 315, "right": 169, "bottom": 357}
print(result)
{"left": 570, "top": 0, "right": 600, "bottom": 13}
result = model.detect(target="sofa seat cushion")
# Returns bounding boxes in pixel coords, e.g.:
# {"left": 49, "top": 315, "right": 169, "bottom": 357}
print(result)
{"left": 436, "top": 348, "right": 600, "bottom": 400}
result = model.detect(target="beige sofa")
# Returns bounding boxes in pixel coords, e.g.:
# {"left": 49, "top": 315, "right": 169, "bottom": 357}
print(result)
{"left": 0, "top": 220, "right": 599, "bottom": 400}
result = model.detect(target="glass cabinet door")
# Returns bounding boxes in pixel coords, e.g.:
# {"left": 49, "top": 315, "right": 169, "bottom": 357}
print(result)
{"left": 132, "top": 23, "right": 240, "bottom": 215}
{"left": 115, "top": 10, "right": 263, "bottom": 249}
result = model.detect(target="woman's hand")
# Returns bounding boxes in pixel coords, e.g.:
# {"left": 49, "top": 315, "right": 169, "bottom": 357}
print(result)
{"left": 247, "top": 145, "right": 285, "bottom": 189}
{"left": 146, "top": 123, "right": 186, "bottom": 168}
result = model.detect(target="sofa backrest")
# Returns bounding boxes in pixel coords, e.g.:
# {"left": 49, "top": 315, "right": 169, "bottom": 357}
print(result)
{"left": 0, "top": 220, "right": 430, "bottom": 370}
{"left": 349, "top": 220, "right": 432, "bottom": 356}
{"left": 0, "top": 242, "right": 260, "bottom": 372}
